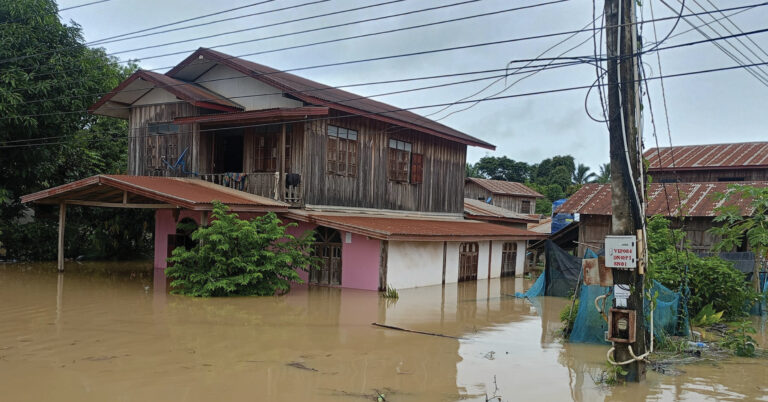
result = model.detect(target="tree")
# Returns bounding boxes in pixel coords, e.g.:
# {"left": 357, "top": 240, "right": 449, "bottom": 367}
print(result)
{"left": 596, "top": 163, "right": 611, "bottom": 184}
{"left": 465, "top": 163, "right": 481, "bottom": 178}
{"left": 473, "top": 156, "right": 532, "bottom": 182}
{"left": 709, "top": 185, "right": 768, "bottom": 292}
{"left": 572, "top": 163, "right": 597, "bottom": 185}
{"left": 166, "top": 202, "right": 318, "bottom": 297}
{"left": 0, "top": 0, "right": 148, "bottom": 260}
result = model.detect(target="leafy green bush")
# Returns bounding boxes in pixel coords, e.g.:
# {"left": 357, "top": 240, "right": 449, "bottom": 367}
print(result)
{"left": 559, "top": 300, "right": 580, "bottom": 337}
{"left": 166, "top": 202, "right": 317, "bottom": 297}
{"left": 646, "top": 216, "right": 752, "bottom": 320}
{"left": 720, "top": 320, "right": 758, "bottom": 357}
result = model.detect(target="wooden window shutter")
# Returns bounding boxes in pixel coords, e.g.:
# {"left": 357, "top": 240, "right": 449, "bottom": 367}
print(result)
{"left": 388, "top": 149, "right": 397, "bottom": 180}
{"left": 348, "top": 139, "right": 357, "bottom": 177}
{"left": 326, "top": 136, "right": 338, "bottom": 173}
{"left": 410, "top": 153, "right": 423, "bottom": 184}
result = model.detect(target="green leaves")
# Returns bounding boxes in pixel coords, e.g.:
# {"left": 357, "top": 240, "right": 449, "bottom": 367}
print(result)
{"left": 166, "top": 202, "right": 318, "bottom": 297}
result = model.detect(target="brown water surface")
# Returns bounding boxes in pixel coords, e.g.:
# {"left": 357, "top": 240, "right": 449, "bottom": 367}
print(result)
{"left": 1, "top": 262, "right": 768, "bottom": 401}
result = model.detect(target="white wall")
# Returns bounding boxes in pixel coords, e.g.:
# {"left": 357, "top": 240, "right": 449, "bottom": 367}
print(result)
{"left": 133, "top": 87, "right": 181, "bottom": 105}
{"left": 516, "top": 240, "right": 527, "bottom": 277}
{"left": 196, "top": 64, "right": 303, "bottom": 110}
{"left": 387, "top": 241, "right": 445, "bottom": 289}
{"left": 489, "top": 240, "right": 503, "bottom": 278}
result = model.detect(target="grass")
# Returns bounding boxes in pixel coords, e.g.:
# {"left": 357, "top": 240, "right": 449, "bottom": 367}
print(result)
{"left": 383, "top": 285, "right": 399, "bottom": 299}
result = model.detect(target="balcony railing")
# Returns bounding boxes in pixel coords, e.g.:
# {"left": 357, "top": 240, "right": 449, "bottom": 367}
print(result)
{"left": 198, "top": 172, "right": 302, "bottom": 205}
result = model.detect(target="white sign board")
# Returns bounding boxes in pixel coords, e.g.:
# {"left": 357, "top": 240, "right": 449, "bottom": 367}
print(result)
{"left": 605, "top": 235, "right": 637, "bottom": 269}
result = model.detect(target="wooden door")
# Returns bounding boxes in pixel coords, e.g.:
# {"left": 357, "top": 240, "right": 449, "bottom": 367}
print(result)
{"left": 501, "top": 242, "right": 517, "bottom": 277}
{"left": 458, "top": 242, "right": 479, "bottom": 282}
{"left": 311, "top": 227, "right": 342, "bottom": 286}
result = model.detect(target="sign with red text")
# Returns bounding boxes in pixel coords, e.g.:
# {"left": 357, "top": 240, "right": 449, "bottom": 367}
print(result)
{"left": 605, "top": 235, "right": 637, "bottom": 269}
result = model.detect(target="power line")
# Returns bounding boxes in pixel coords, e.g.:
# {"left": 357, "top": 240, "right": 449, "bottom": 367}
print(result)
{"left": 10, "top": 5, "right": 768, "bottom": 112}
{"left": 4, "top": 58, "right": 768, "bottom": 149}
{"left": 703, "top": 0, "right": 768, "bottom": 59}
{"left": 6, "top": 24, "right": 768, "bottom": 123}
{"left": 3, "top": 60, "right": 589, "bottom": 125}
{"left": 59, "top": 0, "right": 111, "bottom": 12}
{"left": 661, "top": 0, "right": 768, "bottom": 87}
{"left": 11, "top": 1, "right": 766, "bottom": 83}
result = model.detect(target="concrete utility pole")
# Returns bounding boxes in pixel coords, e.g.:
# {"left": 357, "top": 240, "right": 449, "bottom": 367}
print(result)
{"left": 605, "top": 0, "right": 646, "bottom": 381}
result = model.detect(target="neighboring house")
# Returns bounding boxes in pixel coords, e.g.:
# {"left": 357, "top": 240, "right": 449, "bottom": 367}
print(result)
{"left": 464, "top": 178, "right": 544, "bottom": 214}
{"left": 556, "top": 182, "right": 768, "bottom": 257}
{"left": 22, "top": 48, "right": 545, "bottom": 291}
{"left": 645, "top": 142, "right": 768, "bottom": 183}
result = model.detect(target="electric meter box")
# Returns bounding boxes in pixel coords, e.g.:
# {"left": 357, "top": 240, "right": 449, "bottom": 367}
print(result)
{"left": 605, "top": 235, "right": 637, "bottom": 269}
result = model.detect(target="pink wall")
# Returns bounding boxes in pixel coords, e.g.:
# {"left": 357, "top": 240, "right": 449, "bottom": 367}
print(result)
{"left": 341, "top": 232, "right": 381, "bottom": 291}
{"left": 153, "top": 209, "right": 202, "bottom": 270}
{"left": 154, "top": 212, "right": 381, "bottom": 292}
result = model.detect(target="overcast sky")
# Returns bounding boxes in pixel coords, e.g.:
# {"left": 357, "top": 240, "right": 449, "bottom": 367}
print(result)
{"left": 58, "top": 0, "right": 768, "bottom": 171}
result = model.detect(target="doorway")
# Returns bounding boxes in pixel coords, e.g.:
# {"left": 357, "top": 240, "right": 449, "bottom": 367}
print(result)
{"left": 213, "top": 132, "right": 244, "bottom": 173}
{"left": 310, "top": 226, "right": 342, "bottom": 286}
{"left": 458, "top": 242, "right": 479, "bottom": 282}
{"left": 501, "top": 242, "right": 517, "bottom": 277}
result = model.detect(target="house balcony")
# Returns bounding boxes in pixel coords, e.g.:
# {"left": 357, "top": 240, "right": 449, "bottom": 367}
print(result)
{"left": 199, "top": 172, "right": 302, "bottom": 206}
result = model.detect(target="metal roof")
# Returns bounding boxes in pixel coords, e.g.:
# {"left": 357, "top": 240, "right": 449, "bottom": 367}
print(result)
{"left": 645, "top": 142, "right": 768, "bottom": 171}
{"left": 463, "top": 198, "right": 538, "bottom": 223}
{"left": 21, "top": 175, "right": 288, "bottom": 211}
{"left": 556, "top": 182, "right": 768, "bottom": 217}
{"left": 166, "top": 48, "right": 495, "bottom": 149}
{"left": 89, "top": 70, "right": 243, "bottom": 118}
{"left": 284, "top": 211, "right": 547, "bottom": 241}
{"left": 465, "top": 178, "right": 544, "bottom": 198}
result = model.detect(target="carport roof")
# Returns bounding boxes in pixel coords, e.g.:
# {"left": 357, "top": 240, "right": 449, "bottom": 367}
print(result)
{"left": 21, "top": 175, "right": 289, "bottom": 212}
{"left": 284, "top": 211, "right": 547, "bottom": 241}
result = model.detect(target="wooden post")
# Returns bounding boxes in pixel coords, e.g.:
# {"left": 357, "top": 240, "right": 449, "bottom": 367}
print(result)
{"left": 57, "top": 202, "right": 66, "bottom": 272}
{"left": 279, "top": 123, "right": 286, "bottom": 201}
{"left": 201, "top": 211, "right": 209, "bottom": 227}
{"left": 606, "top": 0, "right": 646, "bottom": 382}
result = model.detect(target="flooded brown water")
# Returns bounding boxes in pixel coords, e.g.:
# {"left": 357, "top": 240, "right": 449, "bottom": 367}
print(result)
{"left": 1, "top": 262, "right": 768, "bottom": 401}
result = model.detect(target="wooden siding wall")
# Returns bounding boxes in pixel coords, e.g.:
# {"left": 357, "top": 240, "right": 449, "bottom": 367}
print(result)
{"left": 578, "top": 215, "right": 724, "bottom": 256}
{"left": 463, "top": 182, "right": 536, "bottom": 213}
{"left": 650, "top": 168, "right": 768, "bottom": 183}
{"left": 302, "top": 112, "right": 466, "bottom": 213}
{"left": 128, "top": 102, "right": 198, "bottom": 176}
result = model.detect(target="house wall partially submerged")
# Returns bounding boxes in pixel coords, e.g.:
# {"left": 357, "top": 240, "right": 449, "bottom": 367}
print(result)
{"left": 154, "top": 210, "right": 528, "bottom": 292}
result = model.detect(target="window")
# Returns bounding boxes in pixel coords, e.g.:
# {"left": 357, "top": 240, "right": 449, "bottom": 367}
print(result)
{"left": 520, "top": 200, "right": 531, "bottom": 214}
{"left": 388, "top": 139, "right": 412, "bottom": 182}
{"left": 146, "top": 123, "right": 180, "bottom": 170}
{"left": 253, "top": 131, "right": 291, "bottom": 172}
{"left": 326, "top": 125, "right": 358, "bottom": 177}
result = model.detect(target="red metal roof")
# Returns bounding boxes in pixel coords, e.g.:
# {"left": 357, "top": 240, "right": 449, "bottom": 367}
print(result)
{"left": 284, "top": 212, "right": 547, "bottom": 241}
{"left": 21, "top": 175, "right": 288, "bottom": 211}
{"left": 556, "top": 182, "right": 768, "bottom": 217}
{"left": 466, "top": 178, "right": 544, "bottom": 198}
{"left": 645, "top": 142, "right": 768, "bottom": 171}
{"left": 88, "top": 70, "right": 243, "bottom": 116}
{"left": 173, "top": 107, "right": 329, "bottom": 124}
{"left": 167, "top": 48, "right": 495, "bottom": 149}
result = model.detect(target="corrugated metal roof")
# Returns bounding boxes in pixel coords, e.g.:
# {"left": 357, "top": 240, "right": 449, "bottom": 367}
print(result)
{"left": 645, "top": 142, "right": 768, "bottom": 170}
{"left": 556, "top": 182, "right": 768, "bottom": 217}
{"left": 285, "top": 211, "right": 546, "bottom": 241}
{"left": 89, "top": 70, "right": 243, "bottom": 116}
{"left": 21, "top": 175, "right": 288, "bottom": 211}
{"left": 166, "top": 48, "right": 495, "bottom": 149}
{"left": 466, "top": 178, "right": 544, "bottom": 198}
{"left": 528, "top": 218, "right": 552, "bottom": 234}
{"left": 463, "top": 198, "right": 537, "bottom": 222}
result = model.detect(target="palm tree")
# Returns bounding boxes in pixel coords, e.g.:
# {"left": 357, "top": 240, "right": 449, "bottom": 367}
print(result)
{"left": 572, "top": 163, "right": 597, "bottom": 185}
{"left": 596, "top": 163, "right": 611, "bottom": 184}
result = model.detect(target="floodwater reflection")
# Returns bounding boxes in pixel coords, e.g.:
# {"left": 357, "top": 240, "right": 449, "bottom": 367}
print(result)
{"left": 1, "top": 262, "right": 768, "bottom": 401}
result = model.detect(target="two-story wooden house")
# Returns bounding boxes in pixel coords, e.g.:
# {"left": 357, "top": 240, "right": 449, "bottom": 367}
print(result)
{"left": 464, "top": 178, "right": 544, "bottom": 214}
{"left": 23, "top": 48, "right": 546, "bottom": 290}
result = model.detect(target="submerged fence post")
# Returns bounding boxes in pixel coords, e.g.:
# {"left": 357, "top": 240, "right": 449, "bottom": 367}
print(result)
{"left": 58, "top": 202, "right": 66, "bottom": 272}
